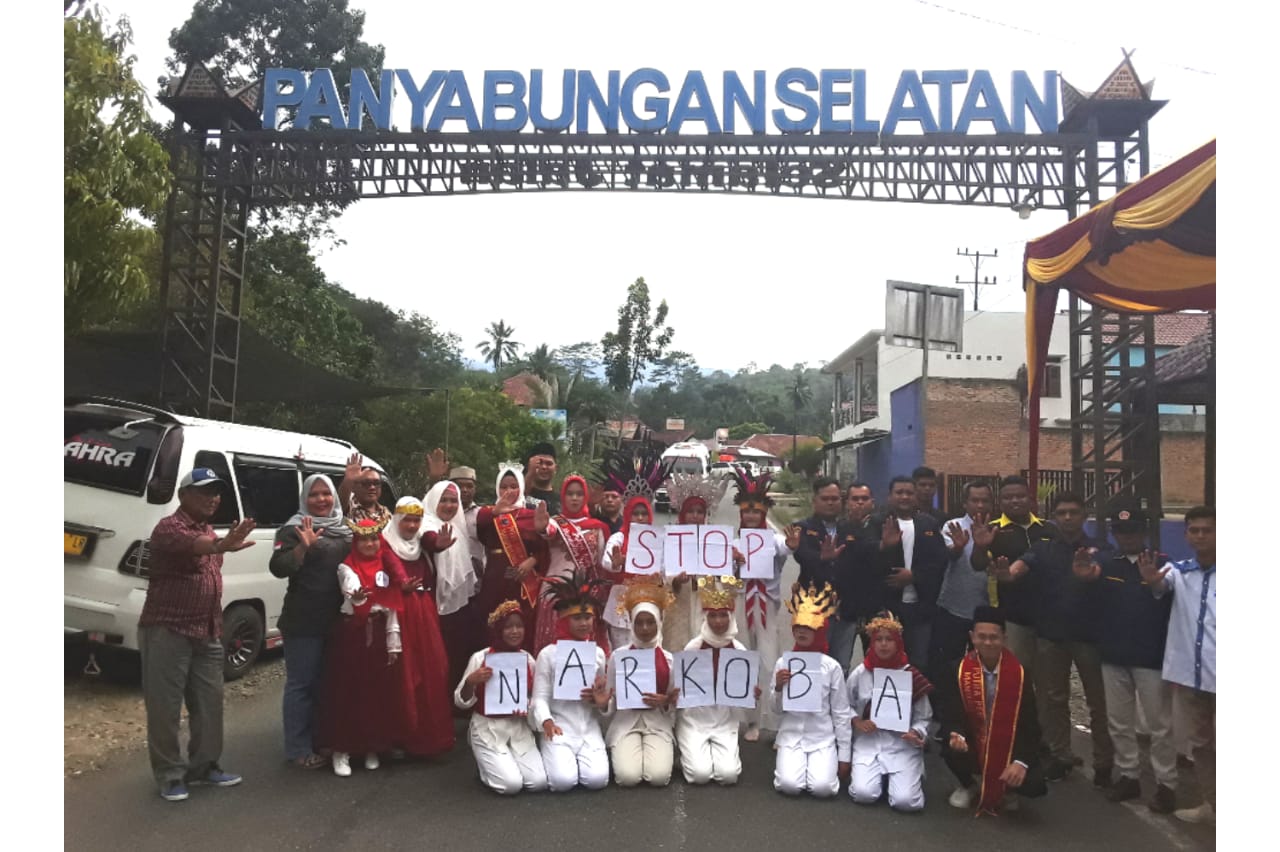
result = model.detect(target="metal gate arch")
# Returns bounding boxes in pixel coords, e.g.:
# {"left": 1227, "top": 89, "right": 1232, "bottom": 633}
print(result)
{"left": 155, "top": 61, "right": 1166, "bottom": 522}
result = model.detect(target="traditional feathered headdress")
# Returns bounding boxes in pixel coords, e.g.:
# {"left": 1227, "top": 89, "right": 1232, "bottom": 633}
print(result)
{"left": 697, "top": 575, "right": 743, "bottom": 611}
{"left": 786, "top": 582, "right": 839, "bottom": 630}
{"left": 729, "top": 464, "right": 775, "bottom": 510}
{"left": 665, "top": 472, "right": 729, "bottom": 513}
{"left": 542, "top": 571, "right": 609, "bottom": 617}
{"left": 599, "top": 445, "right": 672, "bottom": 501}
{"left": 617, "top": 575, "right": 676, "bottom": 615}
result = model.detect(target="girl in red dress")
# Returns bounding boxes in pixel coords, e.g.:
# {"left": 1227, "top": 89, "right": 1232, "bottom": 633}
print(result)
{"left": 382, "top": 496, "right": 456, "bottom": 758}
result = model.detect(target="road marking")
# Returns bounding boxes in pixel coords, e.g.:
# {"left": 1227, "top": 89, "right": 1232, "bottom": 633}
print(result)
{"left": 1122, "top": 801, "right": 1197, "bottom": 851}
{"left": 673, "top": 778, "right": 687, "bottom": 850}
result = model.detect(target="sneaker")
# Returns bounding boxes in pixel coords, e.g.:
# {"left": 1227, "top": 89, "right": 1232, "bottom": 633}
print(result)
{"left": 948, "top": 785, "right": 975, "bottom": 809}
{"left": 1149, "top": 784, "right": 1177, "bottom": 814}
{"left": 332, "top": 752, "right": 351, "bottom": 777}
{"left": 160, "top": 780, "right": 189, "bottom": 802}
{"left": 1105, "top": 775, "right": 1141, "bottom": 803}
{"left": 1044, "top": 758, "right": 1073, "bottom": 782}
{"left": 1093, "top": 766, "right": 1113, "bottom": 789}
{"left": 1174, "top": 802, "right": 1215, "bottom": 825}
{"left": 364, "top": 753, "right": 380, "bottom": 771}
{"left": 189, "top": 768, "right": 242, "bottom": 787}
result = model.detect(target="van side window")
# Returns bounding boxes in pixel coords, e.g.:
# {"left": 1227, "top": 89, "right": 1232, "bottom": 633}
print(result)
{"left": 193, "top": 450, "right": 241, "bottom": 525}
{"left": 233, "top": 461, "right": 301, "bottom": 528}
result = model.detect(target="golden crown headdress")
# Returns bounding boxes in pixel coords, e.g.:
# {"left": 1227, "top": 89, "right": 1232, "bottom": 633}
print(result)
{"left": 345, "top": 516, "right": 389, "bottom": 537}
{"left": 864, "top": 611, "right": 904, "bottom": 637}
{"left": 487, "top": 599, "right": 524, "bottom": 627}
{"left": 697, "top": 575, "right": 743, "bottom": 610}
{"left": 617, "top": 575, "right": 676, "bottom": 616}
{"left": 786, "top": 582, "right": 839, "bottom": 630}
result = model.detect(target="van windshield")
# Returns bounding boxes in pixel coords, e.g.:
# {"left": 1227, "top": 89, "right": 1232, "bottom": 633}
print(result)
{"left": 65, "top": 411, "right": 167, "bottom": 496}
{"left": 670, "top": 458, "right": 705, "bottom": 475}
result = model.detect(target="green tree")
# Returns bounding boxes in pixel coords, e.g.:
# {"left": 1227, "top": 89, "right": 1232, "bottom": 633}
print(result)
{"left": 165, "top": 0, "right": 385, "bottom": 93}
{"left": 788, "top": 364, "right": 814, "bottom": 469}
{"left": 523, "top": 344, "right": 557, "bottom": 381}
{"left": 64, "top": 7, "right": 170, "bottom": 333}
{"left": 553, "top": 341, "right": 603, "bottom": 377}
{"left": 728, "top": 422, "right": 772, "bottom": 441}
{"left": 601, "top": 277, "right": 675, "bottom": 395}
{"left": 476, "top": 320, "right": 521, "bottom": 371}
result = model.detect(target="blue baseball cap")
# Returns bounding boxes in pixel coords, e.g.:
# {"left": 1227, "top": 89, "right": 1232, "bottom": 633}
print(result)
{"left": 179, "top": 467, "right": 223, "bottom": 489}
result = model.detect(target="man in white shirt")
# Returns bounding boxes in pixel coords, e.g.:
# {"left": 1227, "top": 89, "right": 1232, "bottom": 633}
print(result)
{"left": 1141, "top": 506, "right": 1215, "bottom": 825}
{"left": 933, "top": 481, "right": 995, "bottom": 678}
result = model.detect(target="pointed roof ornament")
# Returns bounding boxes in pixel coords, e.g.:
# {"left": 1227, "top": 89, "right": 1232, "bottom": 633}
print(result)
{"left": 1058, "top": 50, "right": 1166, "bottom": 135}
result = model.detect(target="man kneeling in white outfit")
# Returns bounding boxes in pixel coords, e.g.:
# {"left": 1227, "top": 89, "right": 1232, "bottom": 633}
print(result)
{"left": 846, "top": 611, "right": 933, "bottom": 812}
{"left": 770, "top": 583, "right": 852, "bottom": 797}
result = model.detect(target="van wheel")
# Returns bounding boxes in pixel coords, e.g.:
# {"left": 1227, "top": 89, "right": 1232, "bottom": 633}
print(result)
{"left": 222, "top": 605, "right": 264, "bottom": 681}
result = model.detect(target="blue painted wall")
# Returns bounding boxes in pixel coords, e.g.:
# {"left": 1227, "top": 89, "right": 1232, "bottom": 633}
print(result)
{"left": 889, "top": 380, "right": 925, "bottom": 482}
{"left": 856, "top": 438, "right": 892, "bottom": 499}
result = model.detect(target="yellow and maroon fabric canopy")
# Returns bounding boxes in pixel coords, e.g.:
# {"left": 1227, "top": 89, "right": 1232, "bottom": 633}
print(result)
{"left": 1023, "top": 139, "right": 1216, "bottom": 477}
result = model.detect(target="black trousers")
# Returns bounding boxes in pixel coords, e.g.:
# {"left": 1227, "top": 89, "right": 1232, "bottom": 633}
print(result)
{"left": 941, "top": 743, "right": 1048, "bottom": 798}
{"left": 929, "top": 610, "right": 974, "bottom": 684}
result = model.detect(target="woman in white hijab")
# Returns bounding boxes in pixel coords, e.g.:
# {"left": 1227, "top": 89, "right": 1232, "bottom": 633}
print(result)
{"left": 474, "top": 464, "right": 550, "bottom": 652}
{"left": 676, "top": 577, "right": 754, "bottom": 786}
{"left": 604, "top": 580, "right": 680, "bottom": 787}
{"left": 423, "top": 481, "right": 481, "bottom": 690}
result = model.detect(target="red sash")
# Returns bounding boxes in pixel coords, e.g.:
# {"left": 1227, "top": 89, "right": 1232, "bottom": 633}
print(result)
{"left": 957, "top": 648, "right": 1024, "bottom": 816}
{"left": 632, "top": 645, "right": 671, "bottom": 695}
{"left": 494, "top": 512, "right": 540, "bottom": 607}
{"left": 553, "top": 516, "right": 600, "bottom": 578}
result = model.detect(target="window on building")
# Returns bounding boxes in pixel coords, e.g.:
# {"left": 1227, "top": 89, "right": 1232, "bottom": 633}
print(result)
{"left": 1042, "top": 357, "right": 1063, "bottom": 399}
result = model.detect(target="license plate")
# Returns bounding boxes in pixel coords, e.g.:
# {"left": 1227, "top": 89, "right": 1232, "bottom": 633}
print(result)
{"left": 64, "top": 532, "right": 89, "bottom": 556}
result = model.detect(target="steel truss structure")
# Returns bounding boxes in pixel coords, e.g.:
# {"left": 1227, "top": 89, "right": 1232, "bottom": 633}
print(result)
{"left": 157, "top": 71, "right": 1162, "bottom": 524}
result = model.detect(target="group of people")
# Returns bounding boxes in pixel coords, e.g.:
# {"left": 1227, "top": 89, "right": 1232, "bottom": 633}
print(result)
{"left": 788, "top": 468, "right": 1216, "bottom": 823}
{"left": 136, "top": 450, "right": 1215, "bottom": 827}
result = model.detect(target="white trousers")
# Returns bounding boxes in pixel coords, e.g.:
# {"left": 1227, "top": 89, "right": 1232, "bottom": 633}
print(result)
{"left": 1102, "top": 663, "right": 1177, "bottom": 787}
{"left": 472, "top": 743, "right": 549, "bottom": 795}
{"left": 774, "top": 743, "right": 839, "bottom": 797}
{"left": 735, "top": 596, "right": 781, "bottom": 730}
{"left": 677, "top": 724, "right": 741, "bottom": 785}
{"left": 540, "top": 738, "right": 610, "bottom": 792}
{"left": 609, "top": 730, "right": 674, "bottom": 787}
{"left": 849, "top": 755, "right": 925, "bottom": 811}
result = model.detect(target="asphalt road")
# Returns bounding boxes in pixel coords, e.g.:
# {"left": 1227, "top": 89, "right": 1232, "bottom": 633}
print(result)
{"left": 64, "top": 493, "right": 1216, "bottom": 851}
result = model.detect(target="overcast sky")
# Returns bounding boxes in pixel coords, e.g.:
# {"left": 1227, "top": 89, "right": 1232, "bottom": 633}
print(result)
{"left": 117, "top": 0, "right": 1219, "bottom": 373}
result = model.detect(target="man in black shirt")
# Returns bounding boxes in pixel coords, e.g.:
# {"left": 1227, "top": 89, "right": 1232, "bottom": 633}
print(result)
{"left": 1006, "top": 492, "right": 1114, "bottom": 787}
{"left": 912, "top": 466, "right": 951, "bottom": 525}
{"left": 1075, "top": 504, "right": 1177, "bottom": 812}
{"left": 970, "top": 476, "right": 1056, "bottom": 679}
{"left": 872, "top": 476, "right": 948, "bottom": 672}
{"left": 594, "top": 484, "right": 624, "bottom": 536}
{"left": 522, "top": 441, "right": 560, "bottom": 514}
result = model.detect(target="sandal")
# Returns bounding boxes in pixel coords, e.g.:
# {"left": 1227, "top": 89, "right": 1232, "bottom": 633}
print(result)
{"left": 291, "top": 753, "right": 327, "bottom": 770}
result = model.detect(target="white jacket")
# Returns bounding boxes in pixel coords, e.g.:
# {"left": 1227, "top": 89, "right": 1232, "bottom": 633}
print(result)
{"left": 768, "top": 653, "right": 853, "bottom": 762}
{"left": 454, "top": 648, "right": 539, "bottom": 756}
{"left": 846, "top": 662, "right": 932, "bottom": 771}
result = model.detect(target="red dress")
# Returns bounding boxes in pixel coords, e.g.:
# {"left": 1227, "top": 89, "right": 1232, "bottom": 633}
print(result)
{"left": 385, "top": 543, "right": 456, "bottom": 757}
{"left": 474, "top": 507, "right": 549, "bottom": 652}
{"left": 316, "top": 547, "right": 406, "bottom": 756}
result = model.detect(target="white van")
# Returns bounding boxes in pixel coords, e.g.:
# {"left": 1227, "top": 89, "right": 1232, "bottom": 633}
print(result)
{"left": 64, "top": 398, "right": 396, "bottom": 680}
{"left": 654, "top": 441, "right": 711, "bottom": 511}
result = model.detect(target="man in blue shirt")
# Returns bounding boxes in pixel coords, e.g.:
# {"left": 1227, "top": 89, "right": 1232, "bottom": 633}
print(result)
{"left": 1140, "top": 506, "right": 1216, "bottom": 826}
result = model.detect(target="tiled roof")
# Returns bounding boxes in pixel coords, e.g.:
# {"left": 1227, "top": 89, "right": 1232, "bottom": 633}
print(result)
{"left": 1154, "top": 313, "right": 1210, "bottom": 347}
{"left": 501, "top": 372, "right": 548, "bottom": 407}
{"left": 1154, "top": 329, "right": 1212, "bottom": 384}
{"left": 740, "top": 433, "right": 823, "bottom": 458}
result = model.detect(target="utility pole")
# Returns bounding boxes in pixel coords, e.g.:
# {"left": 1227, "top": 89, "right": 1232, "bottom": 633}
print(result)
{"left": 956, "top": 247, "right": 998, "bottom": 310}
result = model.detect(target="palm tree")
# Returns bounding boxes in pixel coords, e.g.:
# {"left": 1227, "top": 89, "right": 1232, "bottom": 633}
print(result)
{"left": 788, "top": 364, "right": 813, "bottom": 470}
{"left": 476, "top": 320, "right": 521, "bottom": 372}
{"left": 525, "top": 343, "right": 556, "bottom": 381}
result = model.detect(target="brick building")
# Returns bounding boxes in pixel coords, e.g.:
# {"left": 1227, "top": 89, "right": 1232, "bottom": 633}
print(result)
{"left": 823, "top": 307, "right": 1209, "bottom": 515}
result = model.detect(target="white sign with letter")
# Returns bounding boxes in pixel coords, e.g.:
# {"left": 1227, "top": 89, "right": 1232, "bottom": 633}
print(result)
{"left": 613, "top": 649, "right": 658, "bottom": 710}
{"left": 737, "top": 529, "right": 775, "bottom": 580}
{"left": 664, "top": 525, "right": 700, "bottom": 577}
{"left": 697, "top": 525, "right": 736, "bottom": 576}
{"left": 484, "top": 652, "right": 528, "bottom": 715}
{"left": 716, "top": 648, "right": 760, "bottom": 709}
{"left": 781, "top": 652, "right": 824, "bottom": 713}
{"left": 624, "top": 524, "right": 663, "bottom": 575}
{"left": 552, "top": 641, "right": 598, "bottom": 701}
{"left": 673, "top": 650, "right": 715, "bottom": 709}
{"left": 870, "top": 669, "right": 914, "bottom": 733}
